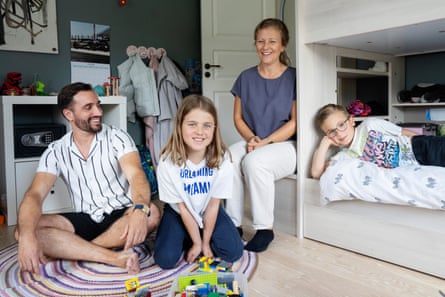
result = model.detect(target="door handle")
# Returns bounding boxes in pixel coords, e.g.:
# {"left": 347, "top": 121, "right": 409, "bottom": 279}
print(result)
{"left": 204, "top": 63, "right": 221, "bottom": 69}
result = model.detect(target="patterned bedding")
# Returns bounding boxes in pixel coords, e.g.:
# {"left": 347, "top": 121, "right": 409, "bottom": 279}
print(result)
{"left": 319, "top": 157, "right": 445, "bottom": 210}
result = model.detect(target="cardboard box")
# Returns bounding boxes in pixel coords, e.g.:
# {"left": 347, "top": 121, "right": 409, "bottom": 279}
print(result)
{"left": 398, "top": 123, "right": 437, "bottom": 136}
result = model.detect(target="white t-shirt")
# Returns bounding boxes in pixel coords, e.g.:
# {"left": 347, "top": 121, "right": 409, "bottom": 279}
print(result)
{"left": 341, "top": 118, "right": 418, "bottom": 168}
{"left": 157, "top": 154, "right": 233, "bottom": 228}
{"left": 37, "top": 124, "right": 137, "bottom": 222}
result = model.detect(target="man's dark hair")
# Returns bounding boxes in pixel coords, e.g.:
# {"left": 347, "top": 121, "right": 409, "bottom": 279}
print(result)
{"left": 57, "top": 82, "right": 93, "bottom": 113}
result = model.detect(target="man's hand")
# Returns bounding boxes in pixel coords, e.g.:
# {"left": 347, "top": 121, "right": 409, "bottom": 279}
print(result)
{"left": 17, "top": 233, "right": 47, "bottom": 275}
{"left": 121, "top": 209, "right": 149, "bottom": 250}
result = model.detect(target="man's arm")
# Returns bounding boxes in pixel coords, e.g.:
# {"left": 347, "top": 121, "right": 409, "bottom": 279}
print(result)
{"left": 119, "top": 151, "right": 151, "bottom": 206}
{"left": 18, "top": 172, "right": 57, "bottom": 234}
{"left": 17, "top": 172, "right": 56, "bottom": 274}
{"left": 119, "top": 151, "right": 152, "bottom": 249}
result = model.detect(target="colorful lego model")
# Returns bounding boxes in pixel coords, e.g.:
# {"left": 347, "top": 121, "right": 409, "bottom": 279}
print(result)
{"left": 172, "top": 272, "right": 244, "bottom": 297}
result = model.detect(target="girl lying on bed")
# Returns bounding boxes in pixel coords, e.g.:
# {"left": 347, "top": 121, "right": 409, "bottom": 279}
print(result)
{"left": 310, "top": 103, "right": 445, "bottom": 210}
{"left": 311, "top": 103, "right": 445, "bottom": 179}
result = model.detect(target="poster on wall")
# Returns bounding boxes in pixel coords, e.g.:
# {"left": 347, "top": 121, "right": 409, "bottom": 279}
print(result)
{"left": 0, "top": 0, "right": 58, "bottom": 54}
{"left": 70, "top": 21, "right": 110, "bottom": 87}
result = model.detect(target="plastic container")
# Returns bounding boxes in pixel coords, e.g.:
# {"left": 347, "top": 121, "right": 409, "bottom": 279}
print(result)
{"left": 168, "top": 272, "right": 247, "bottom": 297}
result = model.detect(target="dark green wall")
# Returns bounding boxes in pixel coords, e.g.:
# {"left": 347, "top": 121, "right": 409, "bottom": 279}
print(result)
{"left": 0, "top": 0, "right": 201, "bottom": 143}
{"left": 405, "top": 52, "right": 445, "bottom": 89}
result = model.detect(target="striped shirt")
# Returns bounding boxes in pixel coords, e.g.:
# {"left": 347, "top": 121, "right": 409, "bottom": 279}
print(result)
{"left": 37, "top": 124, "right": 137, "bottom": 222}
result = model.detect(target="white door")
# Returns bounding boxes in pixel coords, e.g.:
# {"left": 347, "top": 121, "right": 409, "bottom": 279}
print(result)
{"left": 201, "top": 0, "right": 275, "bottom": 146}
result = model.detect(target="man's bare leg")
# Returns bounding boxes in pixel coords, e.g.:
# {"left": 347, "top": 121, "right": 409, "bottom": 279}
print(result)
{"left": 92, "top": 203, "right": 160, "bottom": 248}
{"left": 16, "top": 214, "right": 141, "bottom": 274}
{"left": 37, "top": 227, "right": 141, "bottom": 274}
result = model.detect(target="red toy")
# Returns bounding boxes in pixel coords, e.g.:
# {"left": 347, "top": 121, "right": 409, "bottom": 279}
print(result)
{"left": 0, "top": 72, "right": 23, "bottom": 95}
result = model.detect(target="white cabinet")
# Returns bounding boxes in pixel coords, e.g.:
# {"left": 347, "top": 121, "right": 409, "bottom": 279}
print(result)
{"left": 15, "top": 161, "right": 71, "bottom": 213}
{"left": 0, "top": 95, "right": 127, "bottom": 226}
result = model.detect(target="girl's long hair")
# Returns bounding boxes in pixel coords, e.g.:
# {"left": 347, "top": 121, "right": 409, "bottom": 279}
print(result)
{"left": 159, "top": 94, "right": 230, "bottom": 168}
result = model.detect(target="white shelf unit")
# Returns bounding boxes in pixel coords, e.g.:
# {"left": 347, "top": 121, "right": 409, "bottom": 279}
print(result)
{"left": 392, "top": 102, "right": 445, "bottom": 124}
{"left": 336, "top": 55, "right": 390, "bottom": 119}
{"left": 0, "top": 95, "right": 127, "bottom": 226}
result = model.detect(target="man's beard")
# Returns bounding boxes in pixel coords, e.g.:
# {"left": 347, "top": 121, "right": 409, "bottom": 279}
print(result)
{"left": 74, "top": 116, "right": 103, "bottom": 133}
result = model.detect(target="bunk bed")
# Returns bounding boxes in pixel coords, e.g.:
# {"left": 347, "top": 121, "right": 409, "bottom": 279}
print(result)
{"left": 296, "top": 0, "right": 445, "bottom": 279}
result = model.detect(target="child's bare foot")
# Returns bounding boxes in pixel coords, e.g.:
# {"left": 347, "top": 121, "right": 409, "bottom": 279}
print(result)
{"left": 117, "top": 249, "right": 140, "bottom": 274}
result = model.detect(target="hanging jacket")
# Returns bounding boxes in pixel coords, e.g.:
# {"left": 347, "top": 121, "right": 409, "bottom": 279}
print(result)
{"left": 118, "top": 49, "right": 160, "bottom": 122}
{"left": 153, "top": 55, "right": 189, "bottom": 160}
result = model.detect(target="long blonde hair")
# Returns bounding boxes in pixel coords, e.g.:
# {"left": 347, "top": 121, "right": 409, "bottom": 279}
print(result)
{"left": 160, "top": 94, "right": 230, "bottom": 168}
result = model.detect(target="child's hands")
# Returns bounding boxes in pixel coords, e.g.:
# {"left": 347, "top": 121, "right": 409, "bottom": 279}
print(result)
{"left": 311, "top": 135, "right": 337, "bottom": 179}
{"left": 186, "top": 243, "right": 202, "bottom": 263}
{"left": 202, "top": 243, "right": 214, "bottom": 259}
{"left": 320, "top": 135, "right": 337, "bottom": 147}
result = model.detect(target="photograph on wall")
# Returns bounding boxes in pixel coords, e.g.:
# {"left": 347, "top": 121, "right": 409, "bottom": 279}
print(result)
{"left": 70, "top": 20, "right": 110, "bottom": 87}
{"left": 0, "top": 0, "right": 58, "bottom": 54}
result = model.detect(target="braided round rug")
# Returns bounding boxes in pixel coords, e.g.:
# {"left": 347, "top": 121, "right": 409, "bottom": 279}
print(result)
{"left": 0, "top": 243, "right": 257, "bottom": 296}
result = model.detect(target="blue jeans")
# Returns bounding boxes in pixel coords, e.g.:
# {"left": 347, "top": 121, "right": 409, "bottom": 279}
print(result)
{"left": 154, "top": 204, "right": 243, "bottom": 269}
{"left": 412, "top": 135, "right": 445, "bottom": 166}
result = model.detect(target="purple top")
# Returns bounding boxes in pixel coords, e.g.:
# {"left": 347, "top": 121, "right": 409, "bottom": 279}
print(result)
{"left": 231, "top": 66, "right": 296, "bottom": 139}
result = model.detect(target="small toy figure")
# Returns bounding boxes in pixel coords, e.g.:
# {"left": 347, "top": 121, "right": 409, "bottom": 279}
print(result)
{"left": 0, "top": 72, "right": 23, "bottom": 95}
{"left": 124, "top": 277, "right": 151, "bottom": 297}
{"left": 108, "top": 76, "right": 120, "bottom": 95}
{"left": 103, "top": 82, "right": 111, "bottom": 96}
{"left": 34, "top": 81, "right": 47, "bottom": 96}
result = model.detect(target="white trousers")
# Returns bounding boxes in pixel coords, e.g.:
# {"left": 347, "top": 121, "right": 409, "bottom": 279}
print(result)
{"left": 225, "top": 140, "right": 297, "bottom": 230}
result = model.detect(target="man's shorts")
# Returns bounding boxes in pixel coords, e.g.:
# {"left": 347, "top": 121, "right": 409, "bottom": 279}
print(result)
{"left": 61, "top": 208, "right": 128, "bottom": 241}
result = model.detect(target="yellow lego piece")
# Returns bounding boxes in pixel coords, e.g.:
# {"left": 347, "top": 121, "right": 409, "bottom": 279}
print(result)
{"left": 125, "top": 277, "right": 140, "bottom": 292}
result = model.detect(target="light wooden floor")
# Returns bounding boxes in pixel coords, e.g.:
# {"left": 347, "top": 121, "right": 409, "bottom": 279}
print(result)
{"left": 1, "top": 224, "right": 444, "bottom": 296}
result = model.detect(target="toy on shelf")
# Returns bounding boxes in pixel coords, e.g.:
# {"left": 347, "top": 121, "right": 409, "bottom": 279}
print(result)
{"left": 0, "top": 72, "right": 23, "bottom": 95}
{"left": 108, "top": 76, "right": 120, "bottom": 96}
{"left": 347, "top": 99, "right": 371, "bottom": 117}
{"left": 33, "top": 80, "right": 48, "bottom": 96}
{"left": 103, "top": 81, "right": 112, "bottom": 96}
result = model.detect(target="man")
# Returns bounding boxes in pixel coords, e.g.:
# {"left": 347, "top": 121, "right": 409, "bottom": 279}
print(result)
{"left": 15, "top": 82, "right": 159, "bottom": 275}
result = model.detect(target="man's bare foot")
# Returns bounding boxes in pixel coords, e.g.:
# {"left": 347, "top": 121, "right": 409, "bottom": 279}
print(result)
{"left": 117, "top": 249, "right": 140, "bottom": 274}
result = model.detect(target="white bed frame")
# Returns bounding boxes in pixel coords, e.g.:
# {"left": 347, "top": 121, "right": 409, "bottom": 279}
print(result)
{"left": 302, "top": 179, "right": 445, "bottom": 278}
{"left": 294, "top": 0, "right": 445, "bottom": 279}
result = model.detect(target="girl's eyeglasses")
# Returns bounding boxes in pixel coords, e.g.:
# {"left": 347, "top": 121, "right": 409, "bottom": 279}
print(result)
{"left": 326, "top": 117, "right": 350, "bottom": 138}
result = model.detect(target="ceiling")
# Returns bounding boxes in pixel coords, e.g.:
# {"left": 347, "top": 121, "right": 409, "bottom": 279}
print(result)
{"left": 316, "top": 18, "right": 445, "bottom": 56}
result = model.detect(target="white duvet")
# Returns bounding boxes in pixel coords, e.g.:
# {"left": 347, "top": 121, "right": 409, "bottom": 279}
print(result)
{"left": 320, "top": 157, "right": 445, "bottom": 210}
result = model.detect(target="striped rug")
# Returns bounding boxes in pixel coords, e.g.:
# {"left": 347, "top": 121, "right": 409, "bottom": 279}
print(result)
{"left": 0, "top": 243, "right": 257, "bottom": 296}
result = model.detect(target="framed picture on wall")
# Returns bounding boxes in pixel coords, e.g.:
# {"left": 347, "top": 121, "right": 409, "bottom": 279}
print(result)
{"left": 0, "top": 0, "right": 58, "bottom": 54}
